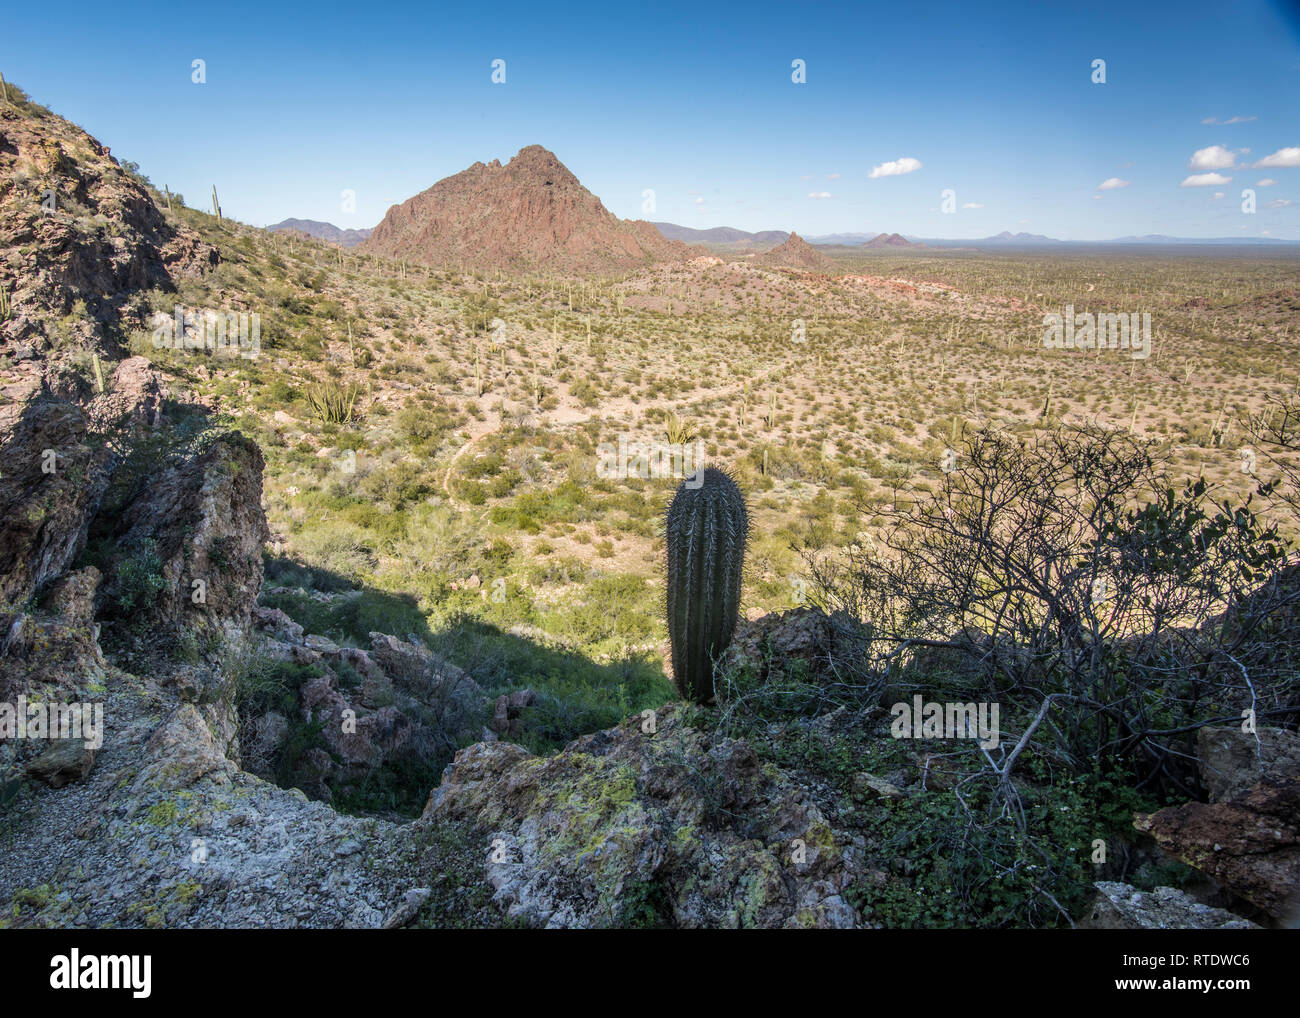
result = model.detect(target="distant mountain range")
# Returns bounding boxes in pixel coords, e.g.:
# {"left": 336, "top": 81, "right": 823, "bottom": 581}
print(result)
{"left": 653, "top": 224, "right": 1298, "bottom": 251}
{"left": 651, "top": 223, "right": 790, "bottom": 248}
{"left": 911, "top": 231, "right": 1299, "bottom": 247}
{"left": 651, "top": 225, "right": 926, "bottom": 251}
{"left": 266, "top": 219, "right": 372, "bottom": 248}
{"left": 270, "top": 212, "right": 1300, "bottom": 262}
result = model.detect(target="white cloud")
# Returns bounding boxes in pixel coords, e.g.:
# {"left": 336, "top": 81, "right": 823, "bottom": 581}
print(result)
{"left": 1257, "top": 178, "right": 1279, "bottom": 187}
{"left": 869, "top": 157, "right": 922, "bottom": 178}
{"left": 1189, "top": 145, "right": 1236, "bottom": 170}
{"left": 694, "top": 197, "right": 704, "bottom": 204}
{"left": 1091, "top": 195, "right": 1102, "bottom": 200}
{"left": 1266, "top": 198, "right": 1295, "bottom": 208}
{"left": 827, "top": 172, "right": 840, "bottom": 180}
{"left": 1212, "top": 192, "right": 1225, "bottom": 199}
{"left": 1257, "top": 147, "right": 1300, "bottom": 168}
{"left": 1180, "top": 172, "right": 1232, "bottom": 187}
{"left": 807, "top": 191, "right": 832, "bottom": 199}
{"left": 961, "top": 202, "right": 983, "bottom": 209}
{"left": 1097, "top": 177, "right": 1130, "bottom": 190}
{"left": 1202, "top": 115, "right": 1257, "bottom": 125}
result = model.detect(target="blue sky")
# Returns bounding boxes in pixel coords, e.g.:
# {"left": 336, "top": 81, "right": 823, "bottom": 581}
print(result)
{"left": 4, "top": 0, "right": 1298, "bottom": 239}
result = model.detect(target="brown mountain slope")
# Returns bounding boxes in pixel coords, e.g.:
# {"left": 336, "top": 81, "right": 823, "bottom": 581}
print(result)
{"left": 755, "top": 231, "right": 833, "bottom": 270}
{"left": 361, "top": 145, "right": 702, "bottom": 275}
{"left": 0, "top": 86, "right": 217, "bottom": 382}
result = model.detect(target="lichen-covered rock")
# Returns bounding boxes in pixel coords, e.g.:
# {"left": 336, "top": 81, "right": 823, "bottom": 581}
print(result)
{"left": 422, "top": 705, "right": 862, "bottom": 928}
{"left": 0, "top": 608, "right": 108, "bottom": 703}
{"left": 1079, "top": 882, "right": 1259, "bottom": 929}
{"left": 0, "top": 397, "right": 110, "bottom": 606}
{"left": 40, "top": 566, "right": 101, "bottom": 625}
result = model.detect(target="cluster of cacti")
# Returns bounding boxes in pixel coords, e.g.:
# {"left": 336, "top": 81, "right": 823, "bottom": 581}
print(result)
{"left": 665, "top": 467, "right": 748, "bottom": 704}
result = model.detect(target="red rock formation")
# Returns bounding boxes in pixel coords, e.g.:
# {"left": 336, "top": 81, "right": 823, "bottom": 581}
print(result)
{"left": 361, "top": 145, "right": 701, "bottom": 275}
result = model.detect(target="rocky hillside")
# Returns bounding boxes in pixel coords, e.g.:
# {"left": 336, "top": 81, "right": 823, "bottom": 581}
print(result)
{"left": 0, "top": 83, "right": 1296, "bottom": 931}
{"left": 755, "top": 231, "right": 833, "bottom": 270}
{"left": 651, "top": 223, "right": 790, "bottom": 250}
{"left": 0, "top": 87, "right": 216, "bottom": 404}
{"left": 361, "top": 145, "right": 702, "bottom": 275}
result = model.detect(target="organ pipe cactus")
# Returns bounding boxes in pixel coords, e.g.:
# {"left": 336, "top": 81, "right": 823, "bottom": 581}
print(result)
{"left": 665, "top": 467, "right": 748, "bottom": 704}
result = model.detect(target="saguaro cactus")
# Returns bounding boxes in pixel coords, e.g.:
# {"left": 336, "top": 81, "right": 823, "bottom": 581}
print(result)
{"left": 665, "top": 467, "right": 748, "bottom": 704}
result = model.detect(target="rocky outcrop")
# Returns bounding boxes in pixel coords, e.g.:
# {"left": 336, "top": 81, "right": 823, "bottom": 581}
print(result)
{"left": 1079, "top": 882, "right": 1259, "bottom": 930}
{"left": 721, "top": 606, "right": 870, "bottom": 686}
{"left": 1197, "top": 725, "right": 1300, "bottom": 802}
{"left": 0, "top": 93, "right": 217, "bottom": 367}
{"left": 361, "top": 145, "right": 703, "bottom": 275}
{"left": 97, "top": 432, "right": 270, "bottom": 652}
{"left": 366, "top": 632, "right": 484, "bottom": 744}
{"left": 424, "top": 705, "right": 861, "bottom": 928}
{"left": 1134, "top": 779, "right": 1300, "bottom": 923}
{"left": 489, "top": 689, "right": 537, "bottom": 738}
{"left": 0, "top": 397, "right": 110, "bottom": 606}
{"left": 241, "top": 613, "right": 489, "bottom": 805}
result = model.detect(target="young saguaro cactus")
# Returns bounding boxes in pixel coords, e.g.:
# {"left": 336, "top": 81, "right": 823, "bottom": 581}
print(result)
{"left": 665, "top": 467, "right": 748, "bottom": 704}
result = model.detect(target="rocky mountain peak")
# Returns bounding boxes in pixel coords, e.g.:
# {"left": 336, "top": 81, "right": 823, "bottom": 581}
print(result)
{"left": 360, "top": 145, "right": 700, "bottom": 274}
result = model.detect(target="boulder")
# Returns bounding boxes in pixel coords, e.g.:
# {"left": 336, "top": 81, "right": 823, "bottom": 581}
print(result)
{"left": 422, "top": 705, "right": 862, "bottom": 929}
{"left": 721, "top": 606, "right": 870, "bottom": 685}
{"left": 1079, "top": 882, "right": 1258, "bottom": 929}
{"left": 1197, "top": 725, "right": 1300, "bottom": 803}
{"left": 1134, "top": 779, "right": 1300, "bottom": 922}
{"left": 25, "top": 736, "right": 97, "bottom": 788}
{"left": 251, "top": 606, "right": 304, "bottom": 645}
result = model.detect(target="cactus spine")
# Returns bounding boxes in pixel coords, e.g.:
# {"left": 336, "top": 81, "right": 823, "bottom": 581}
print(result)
{"left": 665, "top": 467, "right": 748, "bottom": 704}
